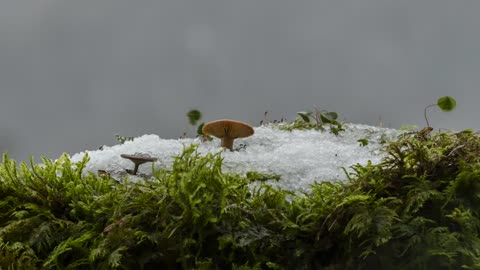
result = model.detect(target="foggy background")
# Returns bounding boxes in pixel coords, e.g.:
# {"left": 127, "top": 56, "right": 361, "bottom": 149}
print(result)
{"left": 1, "top": 0, "right": 479, "bottom": 162}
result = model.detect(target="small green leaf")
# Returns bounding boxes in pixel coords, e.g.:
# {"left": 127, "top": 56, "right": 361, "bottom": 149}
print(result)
{"left": 297, "top": 112, "right": 311, "bottom": 123}
{"left": 197, "top": 122, "right": 205, "bottom": 136}
{"left": 437, "top": 96, "right": 456, "bottom": 112}
{"left": 357, "top": 138, "right": 369, "bottom": 147}
{"left": 114, "top": 134, "right": 134, "bottom": 144}
{"left": 187, "top": 109, "right": 202, "bottom": 125}
{"left": 320, "top": 114, "right": 332, "bottom": 124}
{"left": 325, "top": 111, "right": 338, "bottom": 120}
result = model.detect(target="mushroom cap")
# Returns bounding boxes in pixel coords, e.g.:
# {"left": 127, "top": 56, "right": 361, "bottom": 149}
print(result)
{"left": 120, "top": 153, "right": 158, "bottom": 164}
{"left": 202, "top": 119, "right": 254, "bottom": 139}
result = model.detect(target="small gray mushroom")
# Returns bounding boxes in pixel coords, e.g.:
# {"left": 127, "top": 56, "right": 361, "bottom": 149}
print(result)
{"left": 120, "top": 153, "right": 157, "bottom": 175}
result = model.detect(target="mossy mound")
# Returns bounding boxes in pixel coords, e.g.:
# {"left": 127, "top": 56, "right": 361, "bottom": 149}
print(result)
{"left": 0, "top": 129, "right": 479, "bottom": 269}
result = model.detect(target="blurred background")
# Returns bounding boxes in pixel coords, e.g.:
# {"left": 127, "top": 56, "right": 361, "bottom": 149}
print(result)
{"left": 1, "top": 0, "right": 479, "bottom": 162}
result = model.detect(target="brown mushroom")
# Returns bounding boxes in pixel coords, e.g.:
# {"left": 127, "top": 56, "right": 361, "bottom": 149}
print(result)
{"left": 202, "top": 119, "right": 254, "bottom": 151}
{"left": 120, "top": 153, "right": 158, "bottom": 175}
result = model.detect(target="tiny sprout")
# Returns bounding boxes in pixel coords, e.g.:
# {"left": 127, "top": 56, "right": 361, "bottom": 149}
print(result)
{"left": 262, "top": 111, "right": 269, "bottom": 125}
{"left": 115, "top": 134, "right": 134, "bottom": 144}
{"left": 280, "top": 108, "right": 344, "bottom": 135}
{"left": 235, "top": 143, "right": 247, "bottom": 151}
{"left": 297, "top": 111, "right": 311, "bottom": 123}
{"left": 424, "top": 96, "right": 457, "bottom": 128}
{"left": 320, "top": 112, "right": 338, "bottom": 124}
{"left": 330, "top": 126, "right": 343, "bottom": 135}
{"left": 357, "top": 138, "right": 369, "bottom": 147}
{"left": 187, "top": 109, "right": 202, "bottom": 126}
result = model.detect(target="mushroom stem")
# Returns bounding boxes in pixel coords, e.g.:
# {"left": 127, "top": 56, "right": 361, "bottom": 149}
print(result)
{"left": 132, "top": 163, "right": 140, "bottom": 175}
{"left": 221, "top": 137, "right": 235, "bottom": 151}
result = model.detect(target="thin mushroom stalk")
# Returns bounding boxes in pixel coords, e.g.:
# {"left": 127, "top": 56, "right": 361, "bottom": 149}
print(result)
{"left": 131, "top": 162, "right": 141, "bottom": 175}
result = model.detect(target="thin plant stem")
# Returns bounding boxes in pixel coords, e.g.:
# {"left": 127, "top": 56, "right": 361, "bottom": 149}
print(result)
{"left": 424, "top": 104, "right": 437, "bottom": 128}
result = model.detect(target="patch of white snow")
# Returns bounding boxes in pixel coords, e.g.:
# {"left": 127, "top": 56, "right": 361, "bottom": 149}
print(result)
{"left": 70, "top": 124, "right": 404, "bottom": 191}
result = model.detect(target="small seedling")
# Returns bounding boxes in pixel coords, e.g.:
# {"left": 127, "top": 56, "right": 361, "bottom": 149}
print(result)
{"left": 260, "top": 110, "right": 269, "bottom": 125}
{"left": 424, "top": 96, "right": 457, "bottom": 128}
{"left": 115, "top": 134, "right": 134, "bottom": 144}
{"left": 187, "top": 109, "right": 202, "bottom": 125}
{"left": 183, "top": 109, "right": 204, "bottom": 138}
{"left": 279, "top": 108, "right": 344, "bottom": 135}
{"left": 234, "top": 143, "right": 247, "bottom": 151}
{"left": 357, "top": 138, "right": 369, "bottom": 147}
{"left": 260, "top": 111, "right": 286, "bottom": 125}
{"left": 297, "top": 111, "right": 311, "bottom": 123}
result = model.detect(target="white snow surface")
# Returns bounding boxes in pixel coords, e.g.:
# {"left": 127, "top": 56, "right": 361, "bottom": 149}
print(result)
{"left": 70, "top": 124, "right": 404, "bottom": 191}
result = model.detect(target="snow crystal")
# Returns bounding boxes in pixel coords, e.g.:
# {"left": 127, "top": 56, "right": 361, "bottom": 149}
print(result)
{"left": 70, "top": 124, "right": 404, "bottom": 192}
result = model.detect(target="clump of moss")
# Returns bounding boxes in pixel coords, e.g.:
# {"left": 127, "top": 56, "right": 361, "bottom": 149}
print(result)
{"left": 334, "top": 130, "right": 480, "bottom": 269}
{"left": 0, "top": 129, "right": 480, "bottom": 269}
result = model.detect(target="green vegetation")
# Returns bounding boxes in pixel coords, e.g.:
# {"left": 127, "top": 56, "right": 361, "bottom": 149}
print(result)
{"left": 185, "top": 109, "right": 211, "bottom": 140}
{"left": 114, "top": 134, "right": 134, "bottom": 144}
{"left": 1, "top": 97, "right": 477, "bottom": 269}
{"left": 1, "top": 127, "right": 480, "bottom": 269}
{"left": 187, "top": 110, "right": 202, "bottom": 126}
{"left": 357, "top": 138, "right": 369, "bottom": 147}
{"left": 278, "top": 109, "right": 345, "bottom": 135}
{"left": 424, "top": 96, "right": 457, "bottom": 128}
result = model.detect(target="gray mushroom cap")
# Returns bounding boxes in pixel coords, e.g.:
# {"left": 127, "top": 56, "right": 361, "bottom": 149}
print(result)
{"left": 120, "top": 153, "right": 157, "bottom": 175}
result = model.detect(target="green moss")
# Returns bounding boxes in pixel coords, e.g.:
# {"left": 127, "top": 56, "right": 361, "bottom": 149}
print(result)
{"left": 1, "top": 130, "right": 480, "bottom": 269}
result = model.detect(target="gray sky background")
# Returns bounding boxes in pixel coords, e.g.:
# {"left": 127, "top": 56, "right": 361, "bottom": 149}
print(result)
{"left": 1, "top": 0, "right": 479, "bottom": 162}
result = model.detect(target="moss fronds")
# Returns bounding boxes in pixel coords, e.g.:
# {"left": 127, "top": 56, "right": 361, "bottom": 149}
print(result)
{"left": 1, "top": 131, "right": 480, "bottom": 269}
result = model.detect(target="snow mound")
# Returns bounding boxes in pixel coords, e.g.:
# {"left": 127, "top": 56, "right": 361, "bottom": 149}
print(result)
{"left": 70, "top": 124, "right": 404, "bottom": 191}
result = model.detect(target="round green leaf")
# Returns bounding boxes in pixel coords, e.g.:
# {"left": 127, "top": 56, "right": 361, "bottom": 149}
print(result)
{"left": 187, "top": 110, "right": 202, "bottom": 125}
{"left": 437, "top": 96, "right": 456, "bottom": 112}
